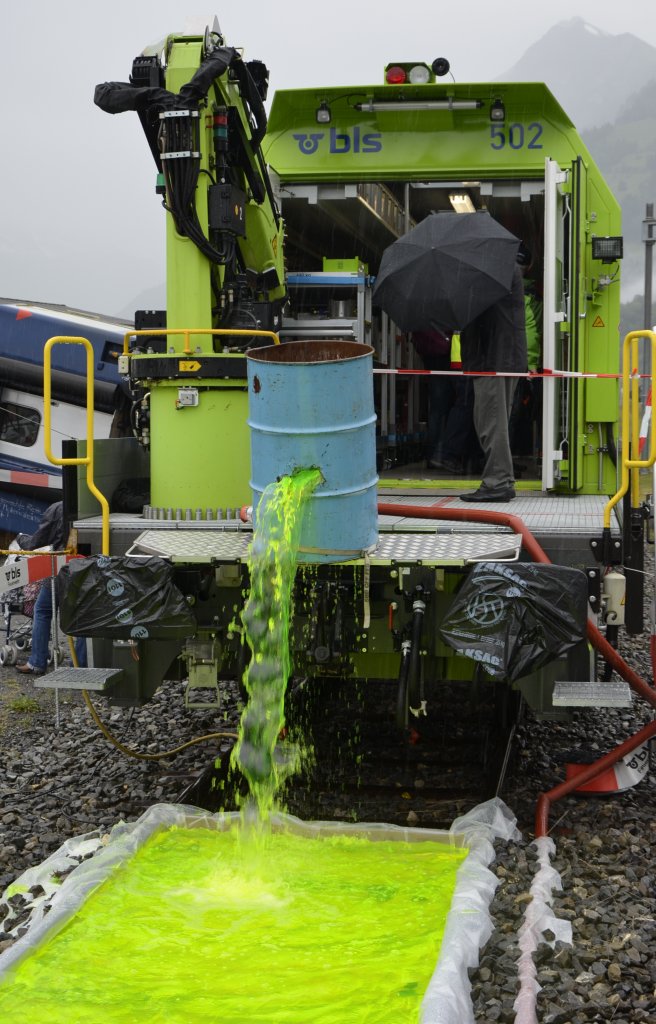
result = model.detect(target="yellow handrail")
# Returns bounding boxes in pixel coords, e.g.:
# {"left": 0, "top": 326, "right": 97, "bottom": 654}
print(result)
{"left": 604, "top": 330, "right": 656, "bottom": 529}
{"left": 43, "top": 336, "right": 110, "bottom": 555}
{"left": 121, "top": 327, "right": 280, "bottom": 356}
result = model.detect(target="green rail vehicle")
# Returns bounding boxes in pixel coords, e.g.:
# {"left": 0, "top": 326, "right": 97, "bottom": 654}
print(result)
{"left": 41, "top": 21, "right": 651, "bottom": 743}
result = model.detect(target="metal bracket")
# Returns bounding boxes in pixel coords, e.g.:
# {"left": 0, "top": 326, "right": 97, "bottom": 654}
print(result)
{"left": 585, "top": 566, "right": 601, "bottom": 614}
{"left": 589, "top": 529, "right": 622, "bottom": 565}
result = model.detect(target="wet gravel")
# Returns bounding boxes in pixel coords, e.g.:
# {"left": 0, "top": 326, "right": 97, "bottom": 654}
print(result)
{"left": 1, "top": 602, "right": 655, "bottom": 1021}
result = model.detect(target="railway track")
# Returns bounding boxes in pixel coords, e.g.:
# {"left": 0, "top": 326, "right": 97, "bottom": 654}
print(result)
{"left": 180, "top": 675, "right": 521, "bottom": 828}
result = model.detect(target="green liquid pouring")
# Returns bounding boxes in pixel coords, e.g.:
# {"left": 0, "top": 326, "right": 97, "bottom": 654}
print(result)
{"left": 235, "top": 468, "right": 321, "bottom": 817}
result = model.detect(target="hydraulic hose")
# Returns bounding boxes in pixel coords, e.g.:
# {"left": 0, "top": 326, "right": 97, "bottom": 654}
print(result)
{"left": 396, "top": 638, "right": 412, "bottom": 731}
{"left": 377, "top": 502, "right": 656, "bottom": 836}
{"left": 408, "top": 597, "right": 426, "bottom": 714}
{"left": 66, "top": 636, "right": 238, "bottom": 760}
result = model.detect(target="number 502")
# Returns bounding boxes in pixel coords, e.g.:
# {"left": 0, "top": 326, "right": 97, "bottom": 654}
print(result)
{"left": 490, "top": 123, "right": 543, "bottom": 150}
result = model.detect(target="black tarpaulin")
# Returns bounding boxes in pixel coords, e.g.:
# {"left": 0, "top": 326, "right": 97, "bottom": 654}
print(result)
{"left": 94, "top": 46, "right": 239, "bottom": 115}
{"left": 439, "top": 562, "right": 589, "bottom": 682}
{"left": 58, "top": 555, "right": 196, "bottom": 641}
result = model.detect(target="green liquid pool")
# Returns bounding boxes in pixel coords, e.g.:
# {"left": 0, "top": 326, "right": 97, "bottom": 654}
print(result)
{"left": 0, "top": 826, "right": 467, "bottom": 1023}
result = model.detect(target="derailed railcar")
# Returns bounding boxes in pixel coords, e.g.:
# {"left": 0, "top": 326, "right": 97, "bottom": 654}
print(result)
{"left": 0, "top": 300, "right": 126, "bottom": 534}
{"left": 46, "top": 35, "right": 644, "bottom": 739}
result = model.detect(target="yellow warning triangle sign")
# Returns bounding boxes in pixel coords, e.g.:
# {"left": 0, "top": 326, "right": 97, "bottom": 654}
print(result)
{"left": 592, "top": 315, "right": 605, "bottom": 328}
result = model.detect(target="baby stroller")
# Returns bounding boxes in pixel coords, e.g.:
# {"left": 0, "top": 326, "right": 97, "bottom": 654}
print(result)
{"left": 0, "top": 543, "right": 65, "bottom": 667}
{"left": 0, "top": 580, "right": 39, "bottom": 666}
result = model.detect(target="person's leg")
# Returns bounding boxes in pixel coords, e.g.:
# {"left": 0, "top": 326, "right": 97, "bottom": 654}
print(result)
{"left": 24, "top": 582, "right": 52, "bottom": 671}
{"left": 440, "top": 378, "right": 479, "bottom": 469}
{"left": 473, "top": 376, "right": 517, "bottom": 491}
{"left": 509, "top": 379, "right": 534, "bottom": 456}
{"left": 425, "top": 354, "right": 452, "bottom": 462}
{"left": 74, "top": 635, "right": 88, "bottom": 668}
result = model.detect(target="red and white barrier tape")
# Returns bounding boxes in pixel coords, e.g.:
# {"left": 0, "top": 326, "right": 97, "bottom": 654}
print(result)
{"left": 373, "top": 368, "right": 642, "bottom": 380}
{"left": 639, "top": 387, "right": 652, "bottom": 455}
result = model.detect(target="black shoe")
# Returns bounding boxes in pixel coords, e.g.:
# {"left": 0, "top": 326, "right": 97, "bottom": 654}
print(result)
{"left": 428, "top": 457, "right": 464, "bottom": 474}
{"left": 460, "top": 487, "right": 516, "bottom": 502}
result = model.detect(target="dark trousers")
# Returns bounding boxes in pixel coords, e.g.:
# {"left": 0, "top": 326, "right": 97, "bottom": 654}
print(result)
{"left": 441, "top": 377, "right": 482, "bottom": 468}
{"left": 423, "top": 353, "right": 452, "bottom": 460}
{"left": 473, "top": 376, "right": 518, "bottom": 490}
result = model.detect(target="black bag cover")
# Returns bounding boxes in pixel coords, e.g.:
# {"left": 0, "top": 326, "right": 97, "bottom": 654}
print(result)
{"left": 58, "top": 555, "right": 196, "bottom": 641}
{"left": 94, "top": 47, "right": 239, "bottom": 115}
{"left": 439, "top": 562, "right": 588, "bottom": 682}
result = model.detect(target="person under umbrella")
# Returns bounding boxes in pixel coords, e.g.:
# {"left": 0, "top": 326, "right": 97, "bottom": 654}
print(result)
{"left": 372, "top": 211, "right": 520, "bottom": 335}
{"left": 459, "top": 253, "right": 528, "bottom": 502}
{"left": 372, "top": 211, "right": 525, "bottom": 497}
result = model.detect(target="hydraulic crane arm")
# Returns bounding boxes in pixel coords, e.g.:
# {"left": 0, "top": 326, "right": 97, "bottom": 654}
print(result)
{"left": 95, "top": 29, "right": 285, "bottom": 321}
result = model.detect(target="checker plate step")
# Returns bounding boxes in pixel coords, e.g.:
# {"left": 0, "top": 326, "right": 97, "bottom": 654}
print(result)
{"left": 552, "top": 680, "right": 632, "bottom": 708}
{"left": 35, "top": 668, "right": 124, "bottom": 692}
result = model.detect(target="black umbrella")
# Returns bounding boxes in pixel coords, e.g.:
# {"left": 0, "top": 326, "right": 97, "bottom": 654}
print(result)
{"left": 372, "top": 212, "right": 520, "bottom": 332}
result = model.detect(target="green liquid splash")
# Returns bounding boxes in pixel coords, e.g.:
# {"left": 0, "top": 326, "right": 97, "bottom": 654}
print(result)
{"left": 235, "top": 468, "right": 321, "bottom": 818}
{"left": 0, "top": 468, "right": 473, "bottom": 1023}
{"left": 0, "top": 826, "right": 467, "bottom": 1024}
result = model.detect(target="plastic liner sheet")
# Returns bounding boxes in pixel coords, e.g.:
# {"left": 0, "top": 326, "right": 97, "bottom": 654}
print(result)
{"left": 439, "top": 561, "right": 589, "bottom": 682}
{"left": 420, "top": 799, "right": 520, "bottom": 1024}
{"left": 514, "top": 836, "right": 573, "bottom": 1024}
{"left": 0, "top": 800, "right": 520, "bottom": 1024}
{"left": 57, "top": 555, "right": 196, "bottom": 640}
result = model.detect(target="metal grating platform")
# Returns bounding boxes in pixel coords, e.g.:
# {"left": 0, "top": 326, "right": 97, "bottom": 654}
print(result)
{"left": 128, "top": 527, "right": 521, "bottom": 566}
{"left": 77, "top": 491, "right": 616, "bottom": 566}
{"left": 552, "top": 680, "right": 633, "bottom": 708}
{"left": 35, "top": 668, "right": 124, "bottom": 692}
{"left": 77, "top": 492, "right": 618, "bottom": 541}
{"left": 130, "top": 530, "right": 252, "bottom": 562}
{"left": 380, "top": 493, "right": 620, "bottom": 537}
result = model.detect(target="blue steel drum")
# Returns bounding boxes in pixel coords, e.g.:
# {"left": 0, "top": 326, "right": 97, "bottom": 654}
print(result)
{"left": 247, "top": 340, "right": 379, "bottom": 562}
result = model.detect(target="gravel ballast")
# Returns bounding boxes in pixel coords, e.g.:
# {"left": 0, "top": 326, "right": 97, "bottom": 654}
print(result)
{"left": 0, "top": 607, "right": 655, "bottom": 1022}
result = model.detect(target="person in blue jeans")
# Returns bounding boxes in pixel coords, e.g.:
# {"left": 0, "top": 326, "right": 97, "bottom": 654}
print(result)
{"left": 17, "top": 502, "right": 87, "bottom": 675}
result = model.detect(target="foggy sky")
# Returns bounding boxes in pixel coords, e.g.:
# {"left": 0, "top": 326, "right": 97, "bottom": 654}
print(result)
{"left": 2, "top": 1, "right": 655, "bottom": 318}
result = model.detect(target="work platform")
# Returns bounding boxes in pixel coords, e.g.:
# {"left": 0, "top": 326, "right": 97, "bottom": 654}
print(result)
{"left": 73, "top": 492, "right": 617, "bottom": 568}
{"left": 379, "top": 490, "right": 619, "bottom": 565}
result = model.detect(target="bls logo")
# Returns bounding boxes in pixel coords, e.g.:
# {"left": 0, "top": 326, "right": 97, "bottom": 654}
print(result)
{"left": 293, "top": 127, "right": 383, "bottom": 156}
{"left": 293, "top": 133, "right": 324, "bottom": 155}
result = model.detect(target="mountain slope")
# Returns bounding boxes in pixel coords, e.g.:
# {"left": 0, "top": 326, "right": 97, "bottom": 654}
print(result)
{"left": 498, "top": 17, "right": 656, "bottom": 131}
{"left": 583, "top": 77, "right": 656, "bottom": 300}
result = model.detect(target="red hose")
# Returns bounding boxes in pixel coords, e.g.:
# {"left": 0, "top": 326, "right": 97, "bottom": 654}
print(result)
{"left": 378, "top": 502, "right": 656, "bottom": 836}
{"left": 534, "top": 719, "right": 656, "bottom": 836}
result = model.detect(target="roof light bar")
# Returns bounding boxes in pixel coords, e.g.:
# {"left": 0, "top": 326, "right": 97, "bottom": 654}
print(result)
{"left": 355, "top": 99, "right": 482, "bottom": 113}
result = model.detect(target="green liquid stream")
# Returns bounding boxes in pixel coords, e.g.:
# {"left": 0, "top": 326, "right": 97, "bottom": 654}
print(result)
{"left": 235, "top": 468, "right": 321, "bottom": 818}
